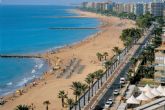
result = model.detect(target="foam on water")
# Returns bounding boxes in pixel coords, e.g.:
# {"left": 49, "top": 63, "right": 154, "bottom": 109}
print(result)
{"left": 31, "top": 69, "right": 36, "bottom": 74}
{"left": 6, "top": 82, "right": 13, "bottom": 86}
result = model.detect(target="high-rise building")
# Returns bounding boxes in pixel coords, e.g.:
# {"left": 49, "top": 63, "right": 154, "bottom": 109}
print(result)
{"left": 149, "top": 2, "right": 164, "bottom": 17}
{"left": 134, "top": 3, "right": 144, "bottom": 16}
{"left": 114, "top": 3, "right": 124, "bottom": 13}
{"left": 143, "top": 3, "right": 150, "bottom": 14}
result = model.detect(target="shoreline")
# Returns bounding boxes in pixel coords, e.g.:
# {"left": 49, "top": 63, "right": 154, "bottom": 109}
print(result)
{"left": 0, "top": 9, "right": 136, "bottom": 110}
{"left": 0, "top": 9, "right": 102, "bottom": 97}
{"left": 0, "top": 8, "right": 103, "bottom": 103}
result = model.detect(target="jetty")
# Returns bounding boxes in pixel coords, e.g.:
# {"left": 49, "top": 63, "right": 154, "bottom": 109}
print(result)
{"left": 49, "top": 27, "right": 97, "bottom": 30}
{"left": 0, "top": 54, "right": 43, "bottom": 59}
{"left": 50, "top": 16, "right": 91, "bottom": 18}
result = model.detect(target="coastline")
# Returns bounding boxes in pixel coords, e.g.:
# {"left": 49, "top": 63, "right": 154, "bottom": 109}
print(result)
{"left": 0, "top": 9, "right": 136, "bottom": 110}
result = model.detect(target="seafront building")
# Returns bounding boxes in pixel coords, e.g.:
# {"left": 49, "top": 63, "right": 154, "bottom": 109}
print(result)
{"left": 134, "top": 3, "right": 144, "bottom": 16}
{"left": 149, "top": 2, "right": 164, "bottom": 17}
{"left": 81, "top": 1, "right": 165, "bottom": 17}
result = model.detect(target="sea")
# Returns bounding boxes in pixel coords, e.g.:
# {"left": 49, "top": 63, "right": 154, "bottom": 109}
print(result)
{"left": 0, "top": 5, "right": 100, "bottom": 96}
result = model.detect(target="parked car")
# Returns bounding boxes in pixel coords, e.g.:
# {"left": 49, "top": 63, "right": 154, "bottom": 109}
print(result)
{"left": 104, "top": 98, "right": 113, "bottom": 109}
{"left": 113, "top": 89, "right": 119, "bottom": 95}
{"left": 120, "top": 77, "right": 125, "bottom": 84}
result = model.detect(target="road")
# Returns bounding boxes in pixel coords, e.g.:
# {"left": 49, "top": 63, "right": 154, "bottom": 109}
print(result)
{"left": 83, "top": 25, "right": 155, "bottom": 110}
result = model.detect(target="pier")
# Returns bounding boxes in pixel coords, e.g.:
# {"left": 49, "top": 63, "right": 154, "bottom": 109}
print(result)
{"left": 50, "top": 16, "right": 92, "bottom": 18}
{"left": 0, "top": 54, "right": 43, "bottom": 59}
{"left": 49, "top": 27, "right": 97, "bottom": 30}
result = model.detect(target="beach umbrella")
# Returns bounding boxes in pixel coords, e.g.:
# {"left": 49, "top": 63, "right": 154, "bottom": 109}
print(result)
{"left": 157, "top": 85, "right": 164, "bottom": 94}
{"left": 136, "top": 92, "right": 150, "bottom": 101}
{"left": 126, "top": 95, "right": 140, "bottom": 104}
{"left": 138, "top": 87, "right": 144, "bottom": 92}
{"left": 145, "top": 90, "right": 155, "bottom": 99}
{"left": 143, "top": 84, "right": 152, "bottom": 92}
{"left": 151, "top": 87, "right": 161, "bottom": 96}
{"left": 138, "top": 84, "right": 152, "bottom": 92}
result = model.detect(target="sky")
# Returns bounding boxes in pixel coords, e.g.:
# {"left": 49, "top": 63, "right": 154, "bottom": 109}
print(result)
{"left": 1, "top": 0, "right": 153, "bottom": 5}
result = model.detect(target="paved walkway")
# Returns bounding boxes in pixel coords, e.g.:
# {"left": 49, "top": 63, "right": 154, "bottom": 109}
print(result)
{"left": 84, "top": 26, "right": 154, "bottom": 110}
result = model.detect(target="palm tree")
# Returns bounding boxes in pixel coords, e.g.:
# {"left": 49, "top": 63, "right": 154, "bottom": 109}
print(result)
{"left": 104, "top": 60, "right": 112, "bottom": 70}
{"left": 15, "top": 105, "right": 30, "bottom": 110}
{"left": 87, "top": 73, "right": 95, "bottom": 97}
{"left": 130, "top": 57, "right": 137, "bottom": 68}
{"left": 85, "top": 76, "right": 92, "bottom": 101}
{"left": 66, "top": 98, "right": 75, "bottom": 110}
{"left": 94, "top": 70, "right": 103, "bottom": 89}
{"left": 103, "top": 52, "right": 108, "bottom": 60}
{"left": 71, "top": 81, "right": 87, "bottom": 102}
{"left": 96, "top": 52, "right": 103, "bottom": 61}
{"left": 43, "top": 100, "right": 51, "bottom": 110}
{"left": 112, "top": 47, "right": 121, "bottom": 60}
{"left": 58, "top": 90, "right": 68, "bottom": 107}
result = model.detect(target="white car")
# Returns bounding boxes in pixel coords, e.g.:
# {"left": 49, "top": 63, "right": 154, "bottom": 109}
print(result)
{"left": 104, "top": 99, "right": 113, "bottom": 108}
{"left": 113, "top": 89, "right": 119, "bottom": 95}
{"left": 120, "top": 77, "right": 125, "bottom": 84}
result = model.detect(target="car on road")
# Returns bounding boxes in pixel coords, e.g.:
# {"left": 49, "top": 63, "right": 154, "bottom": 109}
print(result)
{"left": 113, "top": 89, "right": 119, "bottom": 95}
{"left": 104, "top": 98, "right": 113, "bottom": 109}
{"left": 120, "top": 77, "right": 125, "bottom": 84}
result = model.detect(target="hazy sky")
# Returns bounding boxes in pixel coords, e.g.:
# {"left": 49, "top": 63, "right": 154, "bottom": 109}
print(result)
{"left": 1, "top": 0, "right": 153, "bottom": 5}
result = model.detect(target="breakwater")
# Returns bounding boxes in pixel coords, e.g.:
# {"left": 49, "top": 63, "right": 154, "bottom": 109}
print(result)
{"left": 0, "top": 54, "right": 42, "bottom": 59}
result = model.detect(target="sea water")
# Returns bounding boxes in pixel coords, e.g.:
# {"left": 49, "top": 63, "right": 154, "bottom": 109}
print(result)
{"left": 0, "top": 5, "right": 99, "bottom": 96}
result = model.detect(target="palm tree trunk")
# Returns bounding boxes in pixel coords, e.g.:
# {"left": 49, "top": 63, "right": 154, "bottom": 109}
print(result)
{"left": 46, "top": 105, "right": 48, "bottom": 110}
{"left": 83, "top": 93, "right": 86, "bottom": 106}
{"left": 88, "top": 86, "right": 90, "bottom": 102}
{"left": 98, "top": 80, "right": 100, "bottom": 89}
{"left": 79, "top": 100, "right": 81, "bottom": 110}
{"left": 101, "top": 77, "right": 103, "bottom": 86}
{"left": 75, "top": 95, "right": 78, "bottom": 102}
{"left": 62, "top": 98, "right": 64, "bottom": 107}
{"left": 91, "top": 83, "right": 94, "bottom": 97}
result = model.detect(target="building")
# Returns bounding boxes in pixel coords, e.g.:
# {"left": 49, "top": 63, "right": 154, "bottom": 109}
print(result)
{"left": 114, "top": 3, "right": 124, "bottom": 13}
{"left": 134, "top": 3, "right": 144, "bottom": 16}
{"left": 123, "top": 3, "right": 132, "bottom": 13}
{"left": 154, "top": 32, "right": 165, "bottom": 83}
{"left": 163, "top": 9, "right": 165, "bottom": 20}
{"left": 143, "top": 3, "right": 150, "bottom": 14}
{"left": 149, "top": 2, "right": 164, "bottom": 17}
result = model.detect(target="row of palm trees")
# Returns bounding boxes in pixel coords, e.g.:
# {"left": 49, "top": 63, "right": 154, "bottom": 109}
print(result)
{"left": 57, "top": 69, "right": 104, "bottom": 109}
{"left": 127, "top": 28, "right": 162, "bottom": 84}
{"left": 14, "top": 101, "right": 50, "bottom": 110}
{"left": 96, "top": 47, "right": 122, "bottom": 62}
{"left": 96, "top": 52, "right": 108, "bottom": 61}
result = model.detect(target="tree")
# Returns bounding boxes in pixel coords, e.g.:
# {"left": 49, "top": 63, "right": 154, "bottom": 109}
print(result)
{"left": 94, "top": 70, "right": 103, "bottom": 89}
{"left": 103, "top": 52, "right": 108, "bottom": 60}
{"left": 96, "top": 52, "right": 103, "bottom": 61}
{"left": 15, "top": 105, "right": 30, "bottom": 110}
{"left": 58, "top": 90, "right": 68, "bottom": 107}
{"left": 85, "top": 76, "right": 92, "bottom": 101}
{"left": 70, "top": 82, "right": 87, "bottom": 102}
{"left": 86, "top": 73, "right": 95, "bottom": 97}
{"left": 112, "top": 47, "right": 121, "bottom": 55}
{"left": 66, "top": 98, "right": 75, "bottom": 110}
{"left": 43, "top": 100, "right": 51, "bottom": 110}
{"left": 104, "top": 60, "right": 112, "bottom": 70}
{"left": 136, "top": 13, "right": 154, "bottom": 28}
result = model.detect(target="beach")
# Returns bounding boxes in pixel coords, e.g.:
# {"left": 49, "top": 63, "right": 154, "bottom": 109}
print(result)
{"left": 0, "top": 9, "right": 135, "bottom": 110}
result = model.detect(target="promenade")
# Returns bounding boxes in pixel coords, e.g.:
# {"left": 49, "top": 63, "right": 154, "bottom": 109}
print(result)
{"left": 83, "top": 25, "right": 155, "bottom": 110}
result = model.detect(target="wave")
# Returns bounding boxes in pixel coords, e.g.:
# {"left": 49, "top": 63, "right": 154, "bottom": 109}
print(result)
{"left": 6, "top": 82, "right": 13, "bottom": 86}
{"left": 16, "top": 75, "right": 35, "bottom": 87}
{"left": 38, "top": 63, "right": 43, "bottom": 69}
{"left": 31, "top": 69, "right": 36, "bottom": 74}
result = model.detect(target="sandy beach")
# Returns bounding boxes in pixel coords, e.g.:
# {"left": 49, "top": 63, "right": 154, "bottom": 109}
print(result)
{"left": 0, "top": 10, "right": 135, "bottom": 110}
